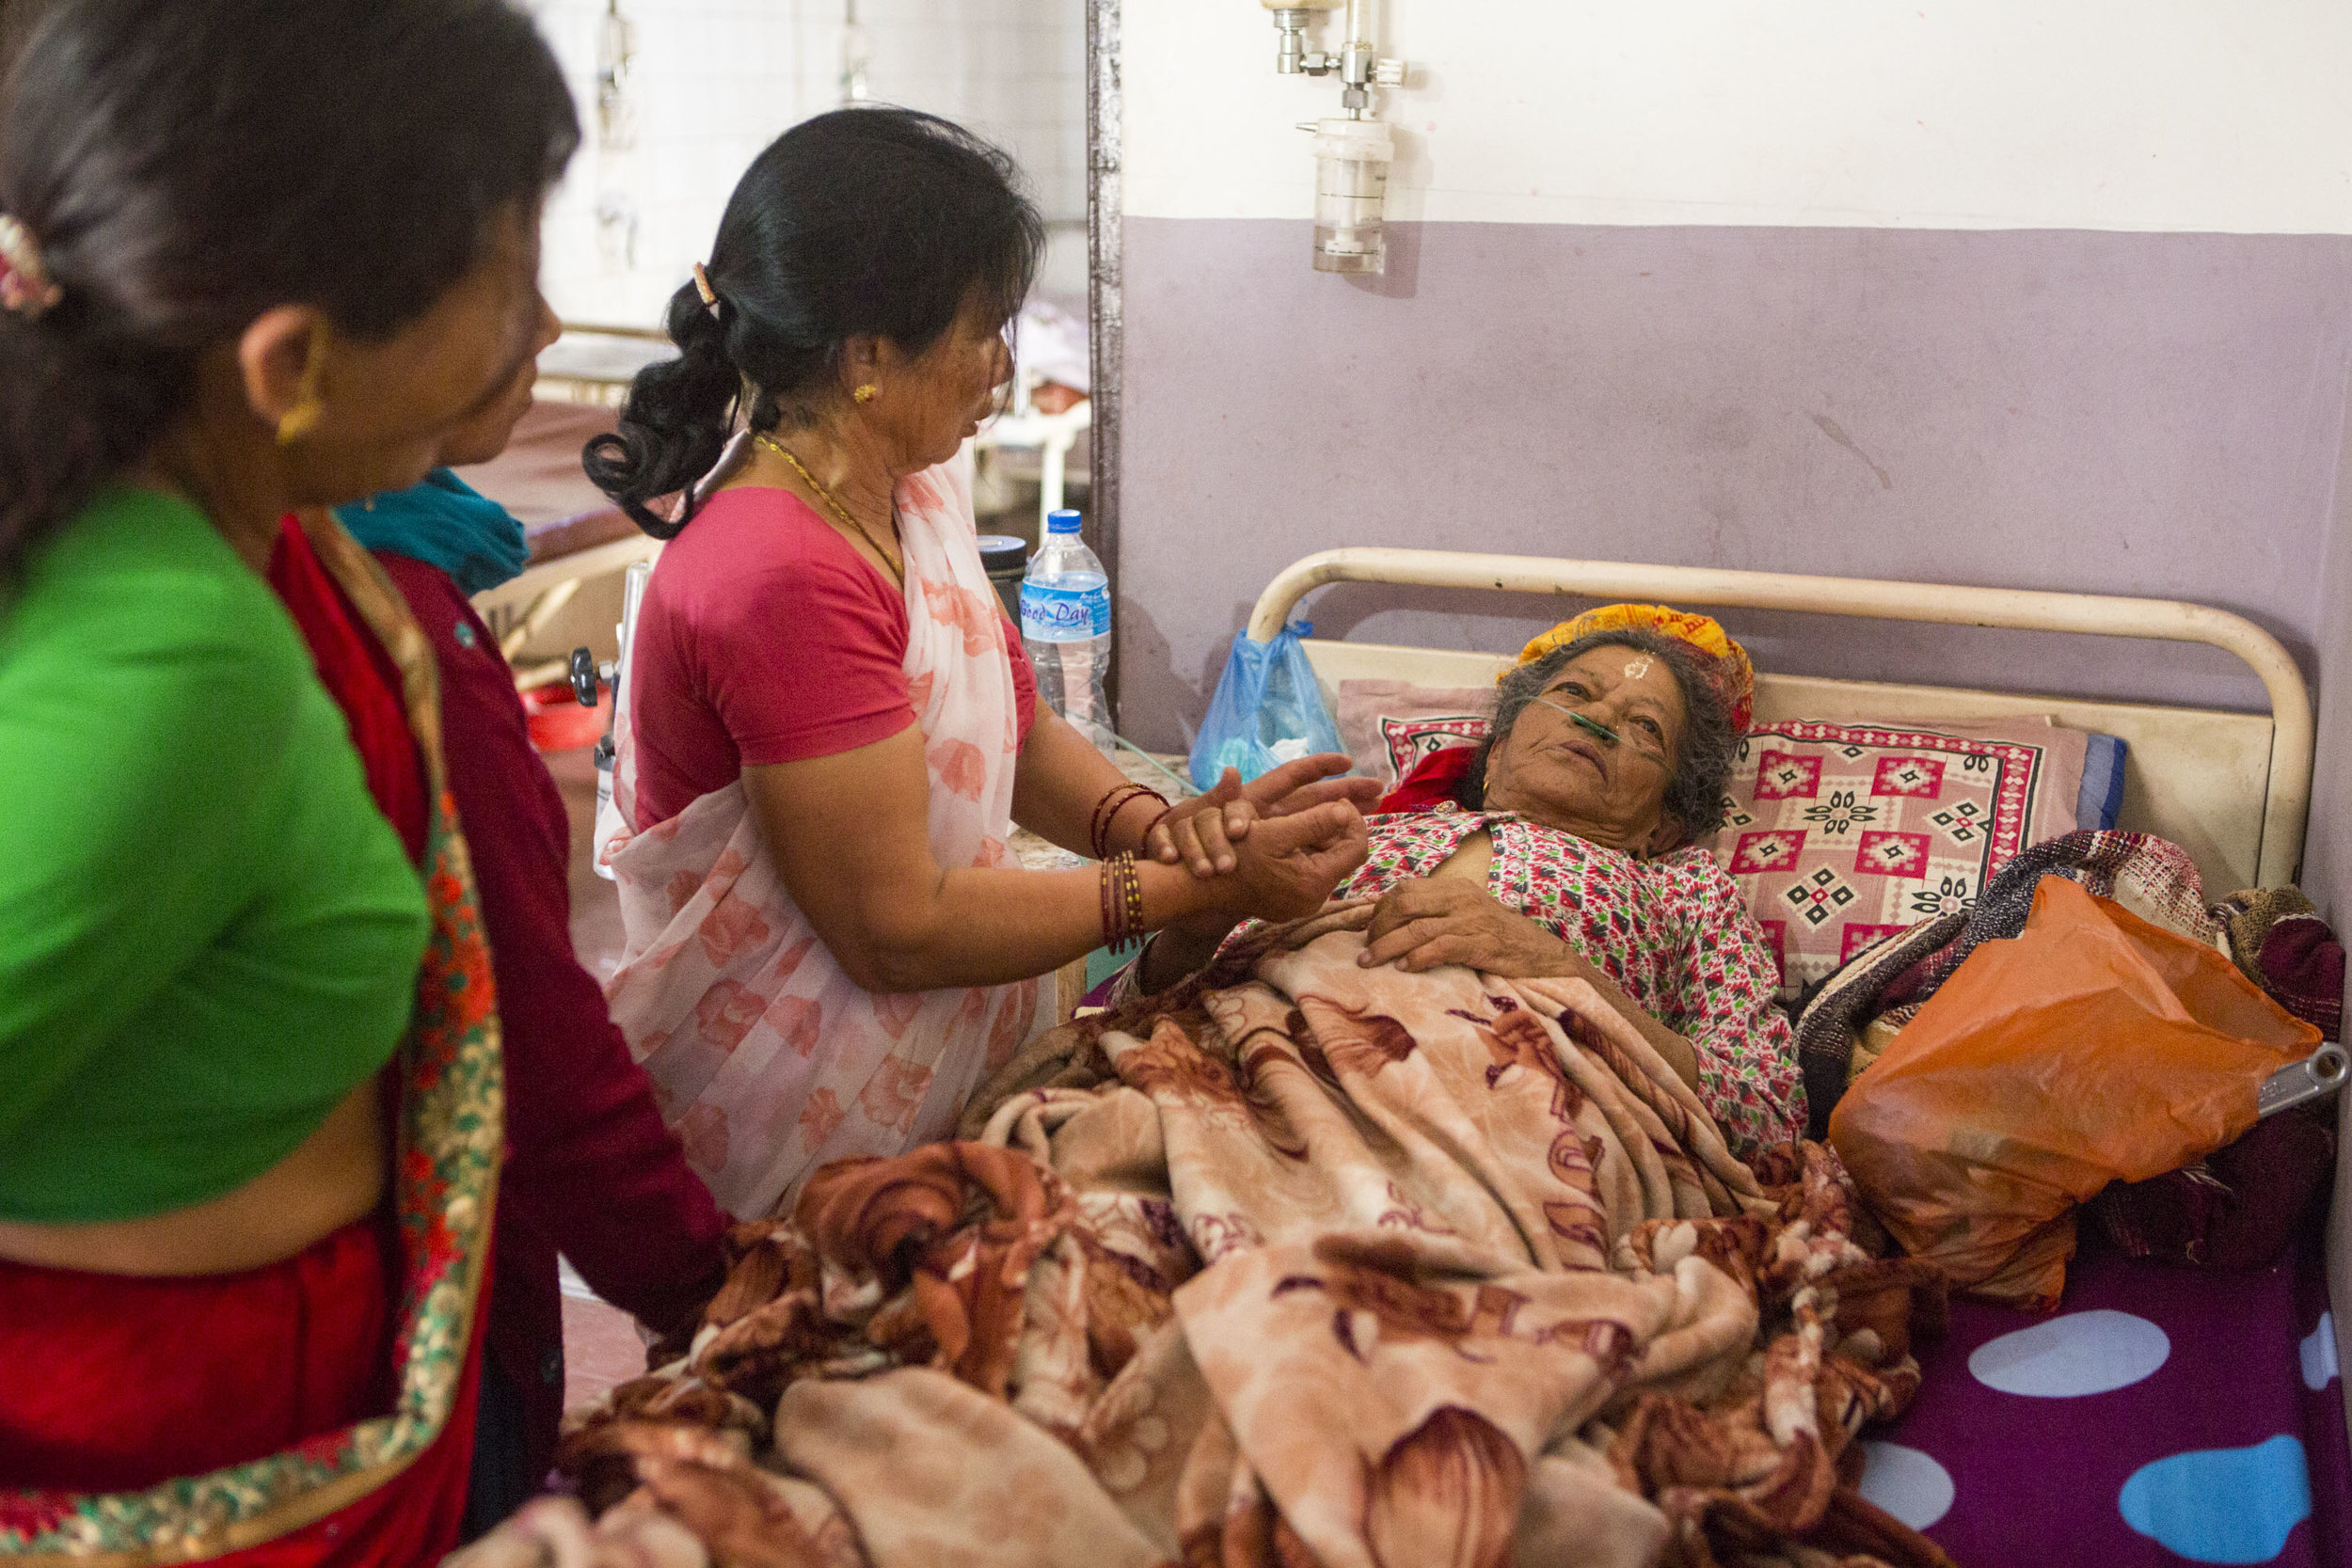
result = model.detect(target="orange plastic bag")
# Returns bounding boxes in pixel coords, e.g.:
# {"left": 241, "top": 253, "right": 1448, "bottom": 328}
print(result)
{"left": 1828, "top": 875, "right": 2318, "bottom": 1308}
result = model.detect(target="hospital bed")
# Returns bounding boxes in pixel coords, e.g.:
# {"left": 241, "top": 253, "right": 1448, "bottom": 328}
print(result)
{"left": 1248, "top": 545, "right": 2343, "bottom": 1566}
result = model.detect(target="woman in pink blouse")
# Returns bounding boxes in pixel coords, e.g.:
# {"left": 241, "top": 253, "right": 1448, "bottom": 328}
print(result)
{"left": 1139, "top": 608, "right": 1805, "bottom": 1157}
{"left": 582, "top": 110, "right": 1375, "bottom": 1220}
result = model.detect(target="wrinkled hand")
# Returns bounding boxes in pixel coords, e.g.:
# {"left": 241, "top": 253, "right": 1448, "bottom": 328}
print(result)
{"left": 1149, "top": 755, "right": 1385, "bottom": 877}
{"left": 1210, "top": 798, "right": 1371, "bottom": 923}
{"left": 1359, "top": 877, "right": 1583, "bottom": 976}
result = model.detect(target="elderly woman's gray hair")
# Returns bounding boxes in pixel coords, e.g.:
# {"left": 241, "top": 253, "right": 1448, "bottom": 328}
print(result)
{"left": 1460, "top": 627, "right": 1740, "bottom": 845}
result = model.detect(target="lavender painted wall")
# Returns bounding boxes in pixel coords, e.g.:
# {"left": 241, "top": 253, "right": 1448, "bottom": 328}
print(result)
{"left": 1113, "top": 218, "right": 2352, "bottom": 761}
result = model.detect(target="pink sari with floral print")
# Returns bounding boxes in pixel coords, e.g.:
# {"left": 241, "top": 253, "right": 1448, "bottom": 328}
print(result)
{"left": 599, "top": 456, "right": 1042, "bottom": 1221}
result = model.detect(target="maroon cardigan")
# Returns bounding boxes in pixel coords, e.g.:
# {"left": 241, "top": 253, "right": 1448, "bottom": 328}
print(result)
{"left": 374, "top": 552, "right": 727, "bottom": 1484}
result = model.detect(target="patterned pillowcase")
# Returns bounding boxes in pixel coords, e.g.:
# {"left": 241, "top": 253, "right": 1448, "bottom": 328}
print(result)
{"left": 1709, "top": 718, "right": 2087, "bottom": 1000}
{"left": 1334, "top": 680, "right": 1497, "bottom": 786}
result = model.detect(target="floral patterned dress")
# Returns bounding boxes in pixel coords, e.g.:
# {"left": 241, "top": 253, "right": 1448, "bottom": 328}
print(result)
{"left": 1327, "top": 806, "right": 1806, "bottom": 1155}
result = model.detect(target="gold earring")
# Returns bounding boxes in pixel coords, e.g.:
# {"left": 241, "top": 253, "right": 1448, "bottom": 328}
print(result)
{"left": 275, "top": 400, "right": 323, "bottom": 445}
{"left": 275, "top": 321, "right": 330, "bottom": 446}
{"left": 852, "top": 384, "right": 878, "bottom": 404}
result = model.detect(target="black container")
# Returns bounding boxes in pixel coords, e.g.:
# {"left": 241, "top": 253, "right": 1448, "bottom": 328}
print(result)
{"left": 977, "top": 533, "right": 1029, "bottom": 625}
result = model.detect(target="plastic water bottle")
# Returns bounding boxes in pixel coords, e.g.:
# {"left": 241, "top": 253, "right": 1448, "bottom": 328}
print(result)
{"left": 1020, "top": 509, "right": 1114, "bottom": 749}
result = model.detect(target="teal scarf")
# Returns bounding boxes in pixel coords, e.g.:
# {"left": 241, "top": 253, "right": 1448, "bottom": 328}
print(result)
{"left": 335, "top": 468, "right": 529, "bottom": 595}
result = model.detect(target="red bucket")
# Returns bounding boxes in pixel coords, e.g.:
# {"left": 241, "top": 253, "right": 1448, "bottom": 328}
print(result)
{"left": 520, "top": 680, "right": 609, "bottom": 753}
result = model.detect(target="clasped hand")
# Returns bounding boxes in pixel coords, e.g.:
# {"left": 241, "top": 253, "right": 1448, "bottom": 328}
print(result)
{"left": 1145, "top": 755, "right": 1384, "bottom": 879}
{"left": 1359, "top": 876, "right": 1582, "bottom": 977}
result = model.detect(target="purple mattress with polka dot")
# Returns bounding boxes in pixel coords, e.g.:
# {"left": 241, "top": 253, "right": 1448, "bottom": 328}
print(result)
{"left": 1862, "top": 1227, "right": 2349, "bottom": 1565}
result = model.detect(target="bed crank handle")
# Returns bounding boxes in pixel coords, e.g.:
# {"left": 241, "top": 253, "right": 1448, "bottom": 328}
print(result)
{"left": 2257, "top": 1042, "right": 2348, "bottom": 1118}
{"left": 570, "top": 645, "right": 618, "bottom": 708}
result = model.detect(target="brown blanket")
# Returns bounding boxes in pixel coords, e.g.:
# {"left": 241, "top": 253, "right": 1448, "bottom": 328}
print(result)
{"left": 482, "top": 911, "right": 1949, "bottom": 1568}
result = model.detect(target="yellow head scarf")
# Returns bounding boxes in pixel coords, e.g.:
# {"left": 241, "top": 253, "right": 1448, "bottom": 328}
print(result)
{"left": 1515, "top": 604, "right": 1756, "bottom": 733}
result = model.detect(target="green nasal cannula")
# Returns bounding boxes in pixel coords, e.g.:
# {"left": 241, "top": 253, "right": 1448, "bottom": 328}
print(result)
{"left": 1532, "top": 691, "right": 1623, "bottom": 744}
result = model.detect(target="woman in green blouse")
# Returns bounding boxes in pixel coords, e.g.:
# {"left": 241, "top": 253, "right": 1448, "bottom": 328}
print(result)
{"left": 0, "top": 0, "right": 578, "bottom": 1557}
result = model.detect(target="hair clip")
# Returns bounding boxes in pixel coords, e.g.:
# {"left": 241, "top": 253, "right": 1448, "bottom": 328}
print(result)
{"left": 691, "top": 261, "right": 722, "bottom": 320}
{"left": 0, "top": 214, "right": 63, "bottom": 321}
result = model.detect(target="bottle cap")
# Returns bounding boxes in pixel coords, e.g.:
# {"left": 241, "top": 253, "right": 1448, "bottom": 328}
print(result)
{"left": 976, "top": 534, "right": 1029, "bottom": 572}
{"left": 1046, "top": 509, "right": 1083, "bottom": 534}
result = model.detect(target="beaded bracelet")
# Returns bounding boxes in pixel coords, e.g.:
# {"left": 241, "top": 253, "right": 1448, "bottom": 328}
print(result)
{"left": 1099, "top": 851, "right": 1147, "bottom": 952}
{"left": 1089, "top": 782, "right": 1170, "bottom": 862}
{"left": 1099, "top": 851, "right": 1119, "bottom": 951}
{"left": 1121, "top": 854, "right": 1146, "bottom": 949}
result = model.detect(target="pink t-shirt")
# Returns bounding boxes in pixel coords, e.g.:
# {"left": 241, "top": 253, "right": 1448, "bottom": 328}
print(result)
{"left": 626, "top": 485, "right": 1038, "bottom": 827}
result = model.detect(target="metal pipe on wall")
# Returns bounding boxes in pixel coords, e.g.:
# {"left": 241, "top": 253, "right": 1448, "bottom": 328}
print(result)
{"left": 1338, "top": 0, "right": 1375, "bottom": 114}
{"left": 1087, "top": 0, "right": 1126, "bottom": 724}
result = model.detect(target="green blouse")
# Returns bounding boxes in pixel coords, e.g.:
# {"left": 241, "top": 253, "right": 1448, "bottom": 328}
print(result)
{"left": 0, "top": 487, "right": 428, "bottom": 1224}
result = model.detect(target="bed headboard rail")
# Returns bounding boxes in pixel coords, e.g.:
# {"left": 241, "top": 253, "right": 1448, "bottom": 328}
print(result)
{"left": 1248, "top": 546, "right": 2313, "bottom": 889}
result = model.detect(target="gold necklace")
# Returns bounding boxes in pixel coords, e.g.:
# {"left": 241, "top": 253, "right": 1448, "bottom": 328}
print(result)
{"left": 753, "top": 432, "right": 905, "bottom": 586}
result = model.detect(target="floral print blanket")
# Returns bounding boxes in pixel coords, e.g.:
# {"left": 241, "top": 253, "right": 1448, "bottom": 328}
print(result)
{"left": 500, "top": 911, "right": 1951, "bottom": 1568}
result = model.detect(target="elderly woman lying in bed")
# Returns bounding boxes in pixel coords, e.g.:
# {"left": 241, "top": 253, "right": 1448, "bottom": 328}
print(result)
{"left": 1139, "top": 606, "right": 1805, "bottom": 1155}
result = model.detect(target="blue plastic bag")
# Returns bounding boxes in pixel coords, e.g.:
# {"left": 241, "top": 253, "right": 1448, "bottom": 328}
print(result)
{"left": 1188, "top": 620, "right": 1345, "bottom": 790}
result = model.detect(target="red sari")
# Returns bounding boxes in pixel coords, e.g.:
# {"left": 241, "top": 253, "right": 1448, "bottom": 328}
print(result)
{"left": 0, "top": 515, "right": 499, "bottom": 1565}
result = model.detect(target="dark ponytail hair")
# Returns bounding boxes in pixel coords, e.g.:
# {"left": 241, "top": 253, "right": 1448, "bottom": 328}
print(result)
{"left": 586, "top": 107, "right": 1044, "bottom": 537}
{"left": 0, "top": 0, "right": 578, "bottom": 586}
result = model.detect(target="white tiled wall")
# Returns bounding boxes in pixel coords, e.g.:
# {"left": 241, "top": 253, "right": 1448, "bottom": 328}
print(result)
{"left": 1124, "top": 0, "right": 2352, "bottom": 233}
{"left": 524, "top": 0, "right": 1087, "bottom": 327}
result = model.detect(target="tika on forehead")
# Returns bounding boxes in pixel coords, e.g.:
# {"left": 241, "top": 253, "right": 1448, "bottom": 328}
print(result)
{"left": 1622, "top": 656, "right": 1655, "bottom": 679}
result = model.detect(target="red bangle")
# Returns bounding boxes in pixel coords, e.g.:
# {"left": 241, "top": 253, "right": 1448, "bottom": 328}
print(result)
{"left": 1109, "top": 784, "right": 1165, "bottom": 859}
{"left": 1089, "top": 783, "right": 1169, "bottom": 862}
{"left": 1089, "top": 784, "right": 1141, "bottom": 860}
